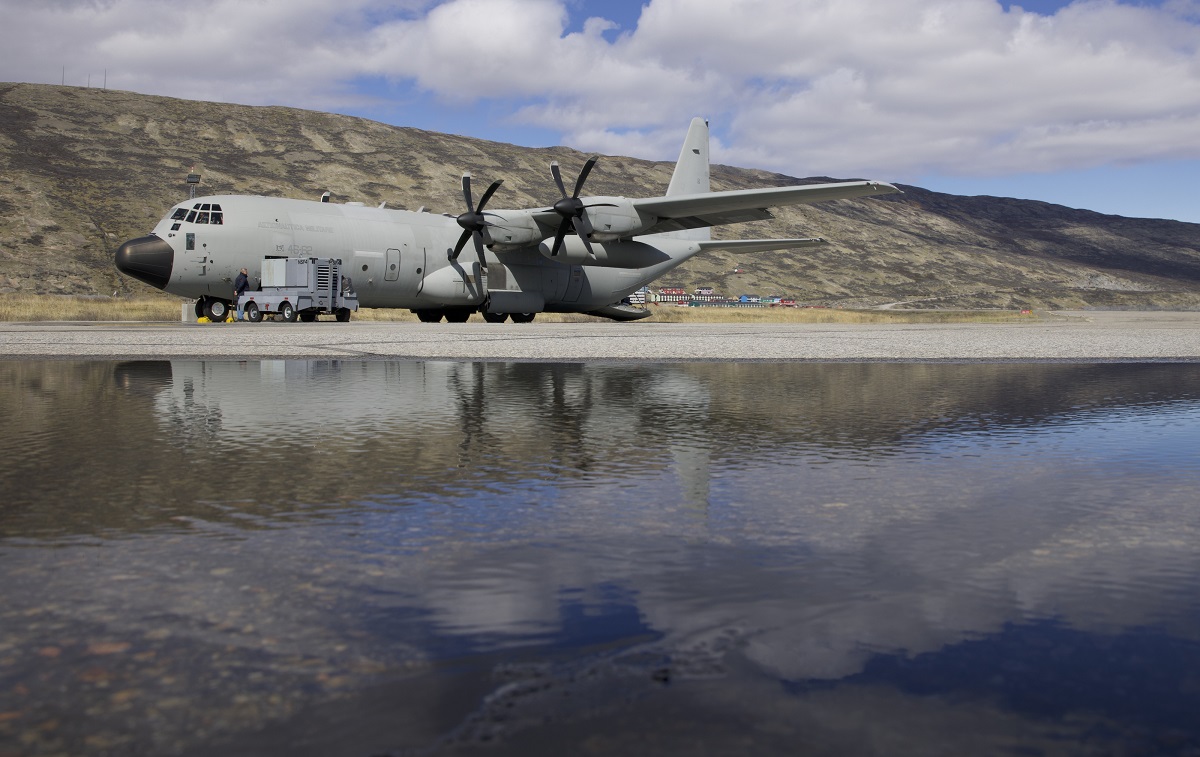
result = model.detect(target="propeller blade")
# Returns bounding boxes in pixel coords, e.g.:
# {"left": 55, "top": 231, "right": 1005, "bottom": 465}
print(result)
{"left": 573, "top": 157, "right": 598, "bottom": 198}
{"left": 550, "top": 161, "right": 568, "bottom": 199}
{"left": 454, "top": 173, "right": 503, "bottom": 262}
{"left": 572, "top": 217, "right": 596, "bottom": 256}
{"left": 550, "top": 218, "right": 571, "bottom": 256}
{"left": 471, "top": 230, "right": 487, "bottom": 262}
{"left": 546, "top": 157, "right": 602, "bottom": 254}
{"left": 473, "top": 231, "right": 489, "bottom": 285}
{"left": 461, "top": 172, "right": 473, "bottom": 211}
{"left": 451, "top": 229, "right": 472, "bottom": 260}
{"left": 477, "top": 179, "right": 503, "bottom": 213}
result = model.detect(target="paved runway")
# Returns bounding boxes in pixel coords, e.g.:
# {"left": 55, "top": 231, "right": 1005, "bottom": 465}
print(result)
{"left": 1, "top": 311, "right": 1197, "bottom": 361}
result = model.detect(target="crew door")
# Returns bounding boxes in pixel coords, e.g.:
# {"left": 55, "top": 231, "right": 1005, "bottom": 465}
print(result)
{"left": 387, "top": 236, "right": 426, "bottom": 299}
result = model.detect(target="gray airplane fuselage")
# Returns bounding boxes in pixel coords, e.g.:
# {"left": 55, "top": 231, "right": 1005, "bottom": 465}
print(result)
{"left": 114, "top": 118, "right": 900, "bottom": 320}
{"left": 123, "top": 194, "right": 693, "bottom": 315}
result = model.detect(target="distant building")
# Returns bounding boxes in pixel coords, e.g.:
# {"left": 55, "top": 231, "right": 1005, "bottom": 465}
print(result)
{"left": 654, "top": 287, "right": 690, "bottom": 304}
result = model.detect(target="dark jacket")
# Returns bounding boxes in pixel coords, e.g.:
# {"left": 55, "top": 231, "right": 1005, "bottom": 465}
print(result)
{"left": 234, "top": 272, "right": 249, "bottom": 296}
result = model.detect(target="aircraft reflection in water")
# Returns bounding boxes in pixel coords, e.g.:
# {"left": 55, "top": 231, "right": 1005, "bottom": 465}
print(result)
{"left": 3, "top": 360, "right": 1200, "bottom": 754}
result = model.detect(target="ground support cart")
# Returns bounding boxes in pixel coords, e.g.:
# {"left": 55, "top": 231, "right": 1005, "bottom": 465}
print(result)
{"left": 238, "top": 258, "right": 358, "bottom": 323}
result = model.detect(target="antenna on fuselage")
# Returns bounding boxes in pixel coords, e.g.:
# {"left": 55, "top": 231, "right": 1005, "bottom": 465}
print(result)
{"left": 186, "top": 170, "right": 201, "bottom": 200}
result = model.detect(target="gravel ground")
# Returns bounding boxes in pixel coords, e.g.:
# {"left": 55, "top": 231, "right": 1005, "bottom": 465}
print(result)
{"left": 1, "top": 311, "right": 1197, "bottom": 361}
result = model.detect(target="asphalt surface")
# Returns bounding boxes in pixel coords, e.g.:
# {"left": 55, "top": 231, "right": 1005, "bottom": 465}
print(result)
{"left": 1, "top": 311, "right": 1197, "bottom": 362}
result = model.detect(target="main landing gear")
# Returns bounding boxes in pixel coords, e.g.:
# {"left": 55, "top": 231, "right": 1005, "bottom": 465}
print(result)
{"left": 196, "top": 296, "right": 231, "bottom": 321}
{"left": 413, "top": 309, "right": 537, "bottom": 324}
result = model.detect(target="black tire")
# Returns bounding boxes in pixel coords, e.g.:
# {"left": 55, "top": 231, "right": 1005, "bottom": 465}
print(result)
{"left": 510, "top": 312, "right": 536, "bottom": 323}
{"left": 245, "top": 302, "right": 262, "bottom": 323}
{"left": 415, "top": 310, "right": 443, "bottom": 323}
{"left": 279, "top": 301, "right": 297, "bottom": 322}
{"left": 204, "top": 298, "right": 229, "bottom": 321}
{"left": 300, "top": 310, "right": 317, "bottom": 322}
{"left": 194, "top": 299, "right": 206, "bottom": 319}
{"left": 482, "top": 311, "right": 508, "bottom": 323}
{"left": 444, "top": 308, "right": 472, "bottom": 323}
{"left": 335, "top": 308, "right": 351, "bottom": 322}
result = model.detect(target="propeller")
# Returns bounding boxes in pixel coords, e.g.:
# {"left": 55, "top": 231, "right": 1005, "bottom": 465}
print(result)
{"left": 548, "top": 157, "right": 617, "bottom": 257}
{"left": 452, "top": 172, "right": 503, "bottom": 276}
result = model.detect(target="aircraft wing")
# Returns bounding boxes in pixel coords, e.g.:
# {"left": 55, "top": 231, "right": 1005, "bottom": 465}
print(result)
{"left": 634, "top": 180, "right": 900, "bottom": 234}
{"left": 697, "top": 238, "right": 827, "bottom": 254}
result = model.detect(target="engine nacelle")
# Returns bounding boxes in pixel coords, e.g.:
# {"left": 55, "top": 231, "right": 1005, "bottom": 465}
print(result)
{"left": 419, "top": 262, "right": 486, "bottom": 306}
{"left": 584, "top": 197, "right": 656, "bottom": 241}
{"left": 484, "top": 210, "right": 545, "bottom": 252}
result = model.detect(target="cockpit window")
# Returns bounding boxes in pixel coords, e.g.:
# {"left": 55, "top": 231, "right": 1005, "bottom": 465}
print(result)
{"left": 174, "top": 203, "right": 225, "bottom": 225}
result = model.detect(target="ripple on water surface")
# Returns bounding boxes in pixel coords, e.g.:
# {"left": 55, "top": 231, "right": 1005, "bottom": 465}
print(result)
{"left": 2, "top": 360, "right": 1200, "bottom": 755}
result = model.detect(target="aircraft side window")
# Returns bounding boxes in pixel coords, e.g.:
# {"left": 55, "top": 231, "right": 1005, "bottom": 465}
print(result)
{"left": 193, "top": 203, "right": 202, "bottom": 210}
{"left": 186, "top": 233, "right": 195, "bottom": 251}
{"left": 211, "top": 212, "right": 223, "bottom": 225}
{"left": 171, "top": 222, "right": 181, "bottom": 231}
{"left": 186, "top": 211, "right": 197, "bottom": 223}
{"left": 171, "top": 208, "right": 188, "bottom": 221}
{"left": 200, "top": 203, "right": 211, "bottom": 211}
{"left": 196, "top": 212, "right": 210, "bottom": 224}
{"left": 212, "top": 203, "right": 222, "bottom": 211}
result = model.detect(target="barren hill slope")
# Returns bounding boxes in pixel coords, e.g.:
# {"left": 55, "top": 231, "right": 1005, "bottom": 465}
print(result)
{"left": 2, "top": 82, "right": 1198, "bottom": 309}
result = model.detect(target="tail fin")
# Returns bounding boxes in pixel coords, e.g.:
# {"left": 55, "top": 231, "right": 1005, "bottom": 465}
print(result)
{"left": 667, "top": 117, "right": 710, "bottom": 196}
{"left": 662, "top": 117, "right": 711, "bottom": 241}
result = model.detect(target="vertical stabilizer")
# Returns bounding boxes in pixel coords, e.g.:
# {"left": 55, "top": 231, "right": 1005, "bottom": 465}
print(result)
{"left": 666, "top": 117, "right": 710, "bottom": 196}
{"left": 660, "top": 117, "right": 711, "bottom": 241}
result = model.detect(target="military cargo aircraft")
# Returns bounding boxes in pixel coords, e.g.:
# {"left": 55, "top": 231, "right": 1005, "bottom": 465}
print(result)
{"left": 115, "top": 118, "right": 898, "bottom": 322}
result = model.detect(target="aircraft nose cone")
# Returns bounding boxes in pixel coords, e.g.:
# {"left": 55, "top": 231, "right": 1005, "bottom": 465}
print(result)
{"left": 114, "top": 235, "right": 173, "bottom": 290}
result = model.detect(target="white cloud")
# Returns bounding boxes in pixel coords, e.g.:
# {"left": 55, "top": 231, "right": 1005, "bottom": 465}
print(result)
{"left": 2, "top": 0, "right": 1198, "bottom": 183}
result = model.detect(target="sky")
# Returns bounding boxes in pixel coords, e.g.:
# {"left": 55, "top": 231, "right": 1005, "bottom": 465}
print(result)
{"left": 2, "top": 0, "right": 1198, "bottom": 223}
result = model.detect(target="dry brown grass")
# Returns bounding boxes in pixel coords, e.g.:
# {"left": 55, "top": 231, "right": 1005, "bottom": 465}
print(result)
{"left": 0, "top": 293, "right": 1036, "bottom": 324}
{"left": 0, "top": 293, "right": 184, "bottom": 322}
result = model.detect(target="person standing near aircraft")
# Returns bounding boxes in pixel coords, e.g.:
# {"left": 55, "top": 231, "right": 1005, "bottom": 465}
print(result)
{"left": 233, "top": 268, "right": 249, "bottom": 321}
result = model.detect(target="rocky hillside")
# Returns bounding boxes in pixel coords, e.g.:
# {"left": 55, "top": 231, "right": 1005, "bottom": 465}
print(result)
{"left": 2, "top": 82, "right": 1198, "bottom": 309}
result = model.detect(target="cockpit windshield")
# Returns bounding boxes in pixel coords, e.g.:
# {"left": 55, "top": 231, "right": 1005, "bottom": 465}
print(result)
{"left": 171, "top": 203, "right": 223, "bottom": 225}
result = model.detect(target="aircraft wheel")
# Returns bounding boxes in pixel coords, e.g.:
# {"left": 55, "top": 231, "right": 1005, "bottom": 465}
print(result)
{"left": 415, "top": 310, "right": 443, "bottom": 323}
{"left": 335, "top": 308, "right": 351, "bottom": 322}
{"left": 510, "top": 312, "right": 536, "bottom": 323}
{"left": 279, "top": 301, "right": 297, "bottom": 322}
{"left": 194, "top": 299, "right": 206, "bottom": 319}
{"left": 482, "top": 312, "right": 508, "bottom": 323}
{"left": 204, "top": 298, "right": 229, "bottom": 321}
{"left": 444, "top": 308, "right": 472, "bottom": 323}
{"left": 245, "top": 302, "right": 262, "bottom": 323}
{"left": 299, "top": 310, "right": 317, "bottom": 322}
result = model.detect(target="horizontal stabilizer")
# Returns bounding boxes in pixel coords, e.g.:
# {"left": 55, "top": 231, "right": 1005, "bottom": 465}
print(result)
{"left": 636, "top": 180, "right": 899, "bottom": 236}
{"left": 697, "top": 238, "right": 827, "bottom": 254}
